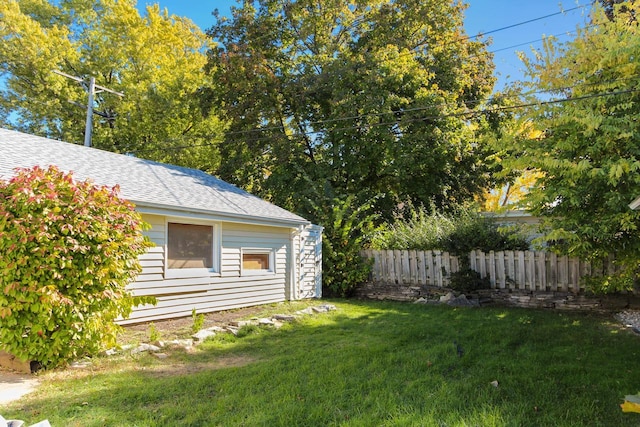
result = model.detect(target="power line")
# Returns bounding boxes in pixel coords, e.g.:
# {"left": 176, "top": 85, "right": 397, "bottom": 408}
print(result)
{"left": 488, "top": 26, "right": 593, "bottom": 54}
{"left": 131, "top": 85, "right": 640, "bottom": 155}
{"left": 139, "top": 71, "right": 640, "bottom": 145}
{"left": 213, "top": 3, "right": 590, "bottom": 67}
{"left": 466, "top": 5, "right": 586, "bottom": 41}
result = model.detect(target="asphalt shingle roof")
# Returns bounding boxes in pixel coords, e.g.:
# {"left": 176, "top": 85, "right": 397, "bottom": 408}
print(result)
{"left": 0, "top": 128, "right": 309, "bottom": 226}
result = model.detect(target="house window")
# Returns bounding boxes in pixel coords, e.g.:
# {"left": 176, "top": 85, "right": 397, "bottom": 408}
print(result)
{"left": 242, "top": 249, "right": 275, "bottom": 275}
{"left": 167, "top": 222, "right": 214, "bottom": 270}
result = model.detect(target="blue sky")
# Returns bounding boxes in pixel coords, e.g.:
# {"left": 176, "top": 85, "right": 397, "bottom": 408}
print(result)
{"left": 136, "top": 0, "right": 591, "bottom": 90}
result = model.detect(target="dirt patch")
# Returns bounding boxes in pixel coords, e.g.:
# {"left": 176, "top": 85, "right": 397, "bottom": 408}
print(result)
{"left": 120, "top": 305, "right": 273, "bottom": 343}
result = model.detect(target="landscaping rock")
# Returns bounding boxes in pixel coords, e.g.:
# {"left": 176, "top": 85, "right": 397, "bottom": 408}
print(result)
{"left": 192, "top": 329, "right": 216, "bottom": 341}
{"left": 449, "top": 294, "right": 481, "bottom": 307}
{"left": 258, "top": 318, "right": 274, "bottom": 325}
{"left": 440, "top": 292, "right": 455, "bottom": 303}
{"left": 225, "top": 326, "right": 239, "bottom": 336}
{"left": 318, "top": 304, "right": 337, "bottom": 311}
{"left": 414, "top": 297, "right": 428, "bottom": 304}
{"left": 229, "top": 320, "right": 259, "bottom": 327}
{"left": 166, "top": 339, "right": 194, "bottom": 349}
{"left": 153, "top": 353, "right": 169, "bottom": 360}
{"left": 69, "top": 360, "right": 92, "bottom": 369}
{"left": 273, "top": 314, "right": 296, "bottom": 322}
{"left": 295, "top": 307, "right": 315, "bottom": 315}
{"left": 131, "top": 343, "right": 161, "bottom": 354}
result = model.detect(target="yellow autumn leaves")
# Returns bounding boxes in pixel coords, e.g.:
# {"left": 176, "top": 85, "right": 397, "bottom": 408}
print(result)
{"left": 621, "top": 393, "right": 640, "bottom": 413}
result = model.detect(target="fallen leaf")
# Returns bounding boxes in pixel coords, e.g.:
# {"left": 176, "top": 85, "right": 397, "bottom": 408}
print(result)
{"left": 621, "top": 400, "right": 640, "bottom": 413}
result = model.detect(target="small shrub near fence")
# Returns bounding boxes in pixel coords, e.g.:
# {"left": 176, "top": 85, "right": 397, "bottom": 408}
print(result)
{"left": 361, "top": 249, "right": 618, "bottom": 294}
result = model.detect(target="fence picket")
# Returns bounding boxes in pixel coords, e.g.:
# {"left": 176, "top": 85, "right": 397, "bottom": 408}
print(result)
{"left": 470, "top": 250, "right": 477, "bottom": 271}
{"left": 425, "top": 250, "right": 433, "bottom": 286}
{"left": 517, "top": 251, "right": 526, "bottom": 289}
{"left": 496, "top": 251, "right": 506, "bottom": 289}
{"left": 570, "top": 259, "right": 580, "bottom": 293}
{"left": 400, "top": 250, "right": 410, "bottom": 284}
{"left": 442, "top": 252, "right": 450, "bottom": 287}
{"left": 386, "top": 250, "right": 395, "bottom": 283}
{"left": 549, "top": 252, "right": 558, "bottom": 291}
{"left": 507, "top": 251, "right": 515, "bottom": 284}
{"left": 489, "top": 251, "right": 496, "bottom": 287}
{"left": 479, "top": 251, "right": 487, "bottom": 280}
{"left": 434, "top": 251, "right": 443, "bottom": 287}
{"left": 559, "top": 256, "right": 569, "bottom": 291}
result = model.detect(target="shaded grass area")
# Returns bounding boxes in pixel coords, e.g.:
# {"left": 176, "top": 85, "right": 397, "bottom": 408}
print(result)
{"left": 2, "top": 300, "right": 640, "bottom": 426}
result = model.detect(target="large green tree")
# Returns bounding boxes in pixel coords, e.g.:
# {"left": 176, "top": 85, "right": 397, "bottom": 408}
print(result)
{"left": 502, "top": 1, "right": 640, "bottom": 291}
{"left": 204, "top": 0, "right": 496, "bottom": 219}
{"left": 0, "top": 0, "right": 225, "bottom": 171}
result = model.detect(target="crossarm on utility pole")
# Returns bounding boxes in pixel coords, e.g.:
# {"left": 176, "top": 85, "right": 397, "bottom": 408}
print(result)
{"left": 52, "top": 70, "right": 124, "bottom": 147}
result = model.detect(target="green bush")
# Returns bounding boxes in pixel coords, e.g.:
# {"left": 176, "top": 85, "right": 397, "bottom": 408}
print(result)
{"left": 439, "top": 211, "right": 530, "bottom": 260}
{"left": 369, "top": 209, "right": 455, "bottom": 250}
{"left": 191, "top": 308, "right": 205, "bottom": 333}
{"left": 0, "top": 166, "right": 154, "bottom": 368}
{"left": 448, "top": 268, "right": 491, "bottom": 293}
{"left": 371, "top": 207, "right": 529, "bottom": 261}
{"left": 310, "top": 195, "right": 377, "bottom": 298}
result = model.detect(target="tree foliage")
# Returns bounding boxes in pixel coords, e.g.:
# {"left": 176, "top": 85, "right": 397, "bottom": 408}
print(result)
{"left": 302, "top": 188, "right": 378, "bottom": 297}
{"left": 501, "top": 1, "right": 640, "bottom": 292}
{"left": 0, "top": 0, "right": 225, "bottom": 172}
{"left": 0, "top": 166, "right": 153, "bottom": 368}
{"left": 204, "top": 0, "right": 496, "bottom": 217}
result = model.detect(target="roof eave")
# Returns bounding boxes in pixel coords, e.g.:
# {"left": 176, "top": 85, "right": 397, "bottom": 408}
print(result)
{"left": 133, "top": 200, "right": 311, "bottom": 228}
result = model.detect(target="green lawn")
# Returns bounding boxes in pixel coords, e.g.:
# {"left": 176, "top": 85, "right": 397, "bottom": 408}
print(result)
{"left": 2, "top": 300, "right": 640, "bottom": 426}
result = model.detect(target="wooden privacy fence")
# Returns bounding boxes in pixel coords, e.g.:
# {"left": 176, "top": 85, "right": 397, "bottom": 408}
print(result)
{"left": 361, "top": 249, "right": 617, "bottom": 293}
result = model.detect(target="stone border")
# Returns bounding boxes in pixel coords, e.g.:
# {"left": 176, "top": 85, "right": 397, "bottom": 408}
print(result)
{"left": 355, "top": 281, "right": 640, "bottom": 311}
{"left": 98, "top": 304, "right": 338, "bottom": 360}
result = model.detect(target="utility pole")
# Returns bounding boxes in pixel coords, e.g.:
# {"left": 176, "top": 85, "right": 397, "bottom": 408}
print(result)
{"left": 53, "top": 70, "right": 124, "bottom": 147}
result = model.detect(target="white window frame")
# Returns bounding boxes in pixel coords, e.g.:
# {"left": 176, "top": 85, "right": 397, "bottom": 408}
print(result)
{"left": 165, "top": 219, "right": 221, "bottom": 279}
{"left": 241, "top": 248, "right": 276, "bottom": 276}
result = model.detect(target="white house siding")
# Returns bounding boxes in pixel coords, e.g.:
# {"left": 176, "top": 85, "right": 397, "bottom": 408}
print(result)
{"left": 121, "top": 215, "right": 296, "bottom": 325}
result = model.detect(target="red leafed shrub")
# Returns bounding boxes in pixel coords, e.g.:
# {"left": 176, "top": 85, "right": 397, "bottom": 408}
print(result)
{"left": 0, "top": 165, "right": 154, "bottom": 368}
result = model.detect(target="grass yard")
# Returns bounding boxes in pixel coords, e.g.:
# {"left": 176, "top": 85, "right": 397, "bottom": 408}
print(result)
{"left": 2, "top": 299, "right": 640, "bottom": 426}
